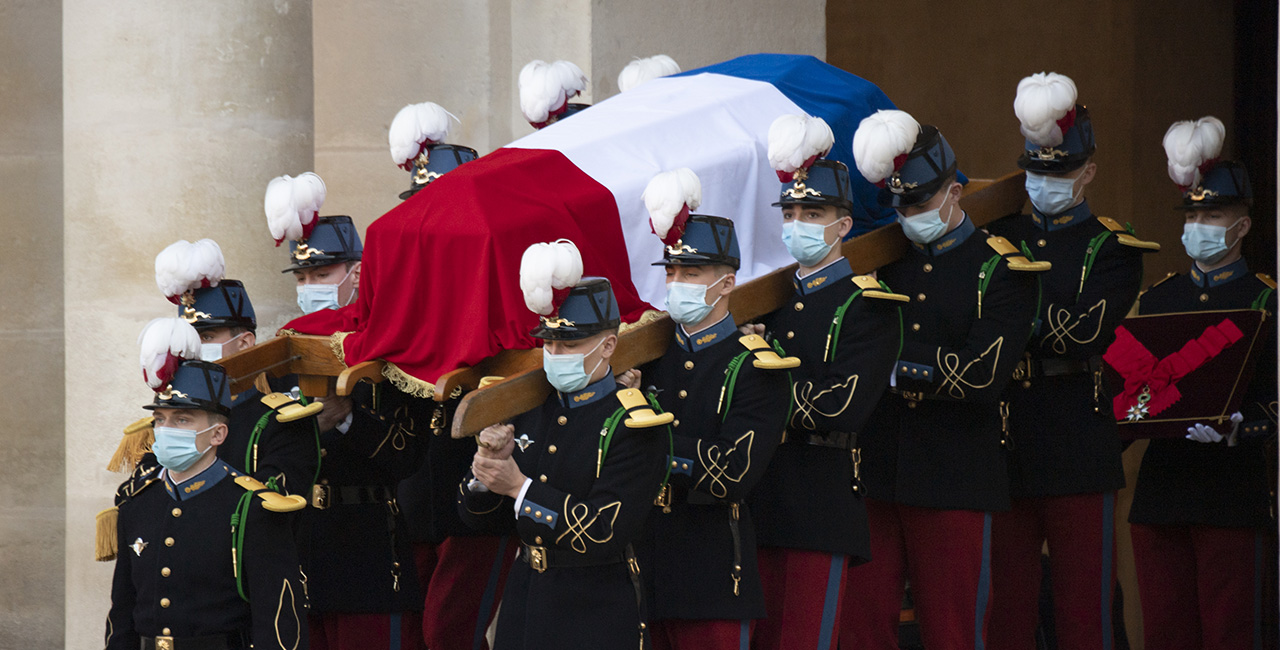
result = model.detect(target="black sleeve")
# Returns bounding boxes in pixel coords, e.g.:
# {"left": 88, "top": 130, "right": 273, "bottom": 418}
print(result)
{"left": 455, "top": 472, "right": 518, "bottom": 536}
{"left": 254, "top": 414, "right": 321, "bottom": 497}
{"left": 899, "top": 264, "right": 1040, "bottom": 404}
{"left": 791, "top": 295, "right": 901, "bottom": 433}
{"left": 330, "top": 385, "right": 423, "bottom": 481}
{"left": 244, "top": 504, "right": 309, "bottom": 650}
{"left": 671, "top": 363, "right": 790, "bottom": 501}
{"left": 105, "top": 506, "right": 138, "bottom": 650}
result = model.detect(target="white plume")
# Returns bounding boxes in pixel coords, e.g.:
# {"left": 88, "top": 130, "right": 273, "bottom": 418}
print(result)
{"left": 264, "top": 172, "right": 326, "bottom": 243}
{"left": 389, "top": 102, "right": 458, "bottom": 168}
{"left": 852, "top": 110, "right": 921, "bottom": 184}
{"left": 154, "top": 239, "right": 225, "bottom": 300}
{"left": 768, "top": 114, "right": 835, "bottom": 174}
{"left": 1014, "top": 72, "right": 1078, "bottom": 147}
{"left": 137, "top": 318, "right": 201, "bottom": 389}
{"left": 519, "top": 239, "right": 584, "bottom": 315}
{"left": 1163, "top": 116, "right": 1226, "bottom": 188}
{"left": 642, "top": 169, "right": 702, "bottom": 240}
{"left": 519, "top": 59, "right": 588, "bottom": 125}
{"left": 617, "top": 55, "right": 680, "bottom": 93}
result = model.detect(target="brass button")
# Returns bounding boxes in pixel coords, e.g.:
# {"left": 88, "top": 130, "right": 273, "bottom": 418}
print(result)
{"left": 678, "top": 390, "right": 687, "bottom": 399}
{"left": 923, "top": 263, "right": 933, "bottom": 273}
{"left": 524, "top": 506, "right": 532, "bottom": 513}
{"left": 171, "top": 508, "right": 181, "bottom": 517}
{"left": 916, "top": 293, "right": 926, "bottom": 302}
{"left": 548, "top": 445, "right": 557, "bottom": 454}
{"left": 907, "top": 401, "right": 918, "bottom": 409}
{"left": 1200, "top": 293, "right": 1209, "bottom": 303}
{"left": 160, "top": 598, "right": 171, "bottom": 608}
{"left": 673, "top": 419, "right": 680, "bottom": 428}
{"left": 320, "top": 479, "right": 329, "bottom": 485}
{"left": 539, "top": 474, "right": 547, "bottom": 483}
{"left": 911, "top": 323, "right": 921, "bottom": 332}
{"left": 161, "top": 567, "right": 171, "bottom": 577}
{"left": 557, "top": 415, "right": 567, "bottom": 425}
{"left": 162, "top": 628, "right": 171, "bottom": 636}
{"left": 535, "top": 536, "right": 543, "bottom": 544}
{"left": 1037, "top": 239, "right": 1047, "bottom": 248}
{"left": 684, "top": 361, "right": 694, "bottom": 370}
{"left": 164, "top": 537, "right": 174, "bottom": 547}
{"left": 320, "top": 448, "right": 327, "bottom": 458}
{"left": 911, "top": 368, "right": 918, "bottom": 375}
{"left": 670, "top": 461, "right": 678, "bottom": 468}
{"left": 681, "top": 463, "right": 690, "bottom": 470}
{"left": 786, "top": 331, "right": 795, "bottom": 339}
{"left": 1022, "top": 380, "right": 1032, "bottom": 389}
{"left": 535, "top": 510, "right": 543, "bottom": 518}
{"left": 545, "top": 515, "right": 552, "bottom": 522}
{"left": 794, "top": 302, "right": 804, "bottom": 311}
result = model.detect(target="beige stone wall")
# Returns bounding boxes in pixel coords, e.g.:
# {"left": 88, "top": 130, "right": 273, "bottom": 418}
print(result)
{"left": 0, "top": 2, "right": 65, "bottom": 648}
{"left": 62, "top": 2, "right": 314, "bottom": 648}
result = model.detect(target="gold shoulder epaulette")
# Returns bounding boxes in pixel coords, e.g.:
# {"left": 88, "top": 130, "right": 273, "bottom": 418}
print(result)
{"left": 1097, "top": 216, "right": 1161, "bottom": 251}
{"left": 739, "top": 334, "right": 801, "bottom": 370}
{"left": 234, "top": 475, "right": 308, "bottom": 512}
{"left": 615, "top": 388, "right": 673, "bottom": 429}
{"left": 986, "top": 236, "right": 1052, "bottom": 272}
{"left": 1257, "top": 273, "right": 1276, "bottom": 290}
{"left": 260, "top": 392, "right": 324, "bottom": 423}
{"left": 852, "top": 275, "right": 910, "bottom": 302}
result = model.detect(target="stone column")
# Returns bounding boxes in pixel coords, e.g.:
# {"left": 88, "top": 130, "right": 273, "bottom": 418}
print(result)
{"left": 0, "top": 2, "right": 65, "bottom": 648}
{"left": 63, "top": 3, "right": 314, "bottom": 648}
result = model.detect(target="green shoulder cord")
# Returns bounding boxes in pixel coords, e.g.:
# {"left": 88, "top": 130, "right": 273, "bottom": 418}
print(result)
{"left": 977, "top": 255, "right": 1003, "bottom": 319}
{"left": 598, "top": 396, "right": 674, "bottom": 489}
{"left": 1253, "top": 287, "right": 1274, "bottom": 312}
{"left": 230, "top": 491, "right": 255, "bottom": 602}
{"left": 825, "top": 279, "right": 905, "bottom": 361}
{"left": 1078, "top": 230, "right": 1114, "bottom": 300}
{"left": 720, "top": 341, "right": 795, "bottom": 424}
{"left": 1019, "top": 242, "right": 1046, "bottom": 339}
{"left": 244, "top": 393, "right": 323, "bottom": 492}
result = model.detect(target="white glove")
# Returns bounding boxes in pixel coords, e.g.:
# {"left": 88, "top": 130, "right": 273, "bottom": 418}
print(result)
{"left": 1185, "top": 412, "right": 1244, "bottom": 446}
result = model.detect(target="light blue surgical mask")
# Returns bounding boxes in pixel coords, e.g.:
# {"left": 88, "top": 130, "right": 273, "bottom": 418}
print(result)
{"left": 897, "top": 203, "right": 954, "bottom": 244}
{"left": 199, "top": 332, "right": 246, "bottom": 362}
{"left": 1182, "top": 218, "right": 1242, "bottom": 265}
{"left": 153, "top": 424, "right": 215, "bottom": 472}
{"left": 665, "top": 274, "right": 728, "bottom": 325}
{"left": 296, "top": 266, "right": 355, "bottom": 314}
{"left": 1025, "top": 169, "right": 1084, "bottom": 216}
{"left": 782, "top": 220, "right": 841, "bottom": 266}
{"left": 543, "top": 337, "right": 607, "bottom": 393}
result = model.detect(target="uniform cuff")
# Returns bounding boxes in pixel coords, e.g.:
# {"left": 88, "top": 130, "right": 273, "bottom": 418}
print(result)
{"left": 334, "top": 412, "right": 353, "bottom": 434}
{"left": 512, "top": 477, "right": 533, "bottom": 517}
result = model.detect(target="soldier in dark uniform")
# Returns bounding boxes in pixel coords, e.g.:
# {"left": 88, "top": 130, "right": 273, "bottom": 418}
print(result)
{"left": 386, "top": 119, "right": 512, "bottom": 650}
{"left": 633, "top": 207, "right": 792, "bottom": 649}
{"left": 105, "top": 360, "right": 308, "bottom": 650}
{"left": 984, "top": 73, "right": 1158, "bottom": 649}
{"left": 742, "top": 153, "right": 905, "bottom": 650}
{"left": 1128, "top": 124, "right": 1277, "bottom": 648}
{"left": 278, "top": 216, "right": 428, "bottom": 650}
{"left": 181, "top": 276, "right": 323, "bottom": 496}
{"left": 841, "top": 110, "right": 1045, "bottom": 649}
{"left": 458, "top": 272, "right": 669, "bottom": 650}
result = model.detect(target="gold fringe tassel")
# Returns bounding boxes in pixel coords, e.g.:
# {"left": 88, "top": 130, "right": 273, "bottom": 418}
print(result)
{"left": 107, "top": 418, "right": 155, "bottom": 473}
{"left": 328, "top": 332, "right": 350, "bottom": 365}
{"left": 382, "top": 362, "right": 436, "bottom": 399}
{"left": 95, "top": 507, "right": 118, "bottom": 562}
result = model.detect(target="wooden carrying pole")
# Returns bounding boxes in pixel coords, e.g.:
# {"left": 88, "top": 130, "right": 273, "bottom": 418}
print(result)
{"left": 447, "top": 171, "right": 1027, "bottom": 437}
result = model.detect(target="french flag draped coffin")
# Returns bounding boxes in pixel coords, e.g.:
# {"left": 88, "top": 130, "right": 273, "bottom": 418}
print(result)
{"left": 286, "top": 54, "right": 897, "bottom": 389}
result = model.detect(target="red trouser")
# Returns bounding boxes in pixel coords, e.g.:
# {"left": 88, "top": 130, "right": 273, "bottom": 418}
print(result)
{"left": 414, "top": 536, "right": 516, "bottom": 650}
{"left": 309, "top": 612, "right": 427, "bottom": 650}
{"left": 652, "top": 618, "right": 754, "bottom": 650}
{"left": 988, "top": 492, "right": 1117, "bottom": 650}
{"left": 1131, "top": 523, "right": 1264, "bottom": 650}
{"left": 841, "top": 499, "right": 992, "bottom": 650}
{"left": 753, "top": 547, "right": 847, "bottom": 650}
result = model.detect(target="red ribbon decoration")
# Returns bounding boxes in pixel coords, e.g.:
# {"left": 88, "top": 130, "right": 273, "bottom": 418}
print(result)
{"left": 1103, "top": 318, "right": 1245, "bottom": 420}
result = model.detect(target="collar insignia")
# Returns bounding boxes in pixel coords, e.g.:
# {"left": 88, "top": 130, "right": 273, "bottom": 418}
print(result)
{"left": 572, "top": 391, "right": 596, "bottom": 403}
{"left": 183, "top": 480, "right": 206, "bottom": 494}
{"left": 695, "top": 332, "right": 717, "bottom": 346}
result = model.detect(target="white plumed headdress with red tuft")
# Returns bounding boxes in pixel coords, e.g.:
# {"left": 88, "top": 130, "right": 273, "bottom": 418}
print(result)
{"left": 617, "top": 55, "right": 680, "bottom": 93}
{"left": 1014, "top": 72, "right": 1079, "bottom": 148}
{"left": 264, "top": 172, "right": 327, "bottom": 246}
{"left": 138, "top": 317, "right": 202, "bottom": 391}
{"left": 768, "top": 114, "right": 835, "bottom": 182}
{"left": 519, "top": 240, "right": 584, "bottom": 315}
{"left": 852, "top": 109, "right": 921, "bottom": 185}
{"left": 519, "top": 60, "right": 588, "bottom": 128}
{"left": 642, "top": 168, "right": 702, "bottom": 247}
{"left": 389, "top": 102, "right": 458, "bottom": 170}
{"left": 1163, "top": 116, "right": 1225, "bottom": 191}
{"left": 154, "top": 239, "right": 225, "bottom": 304}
